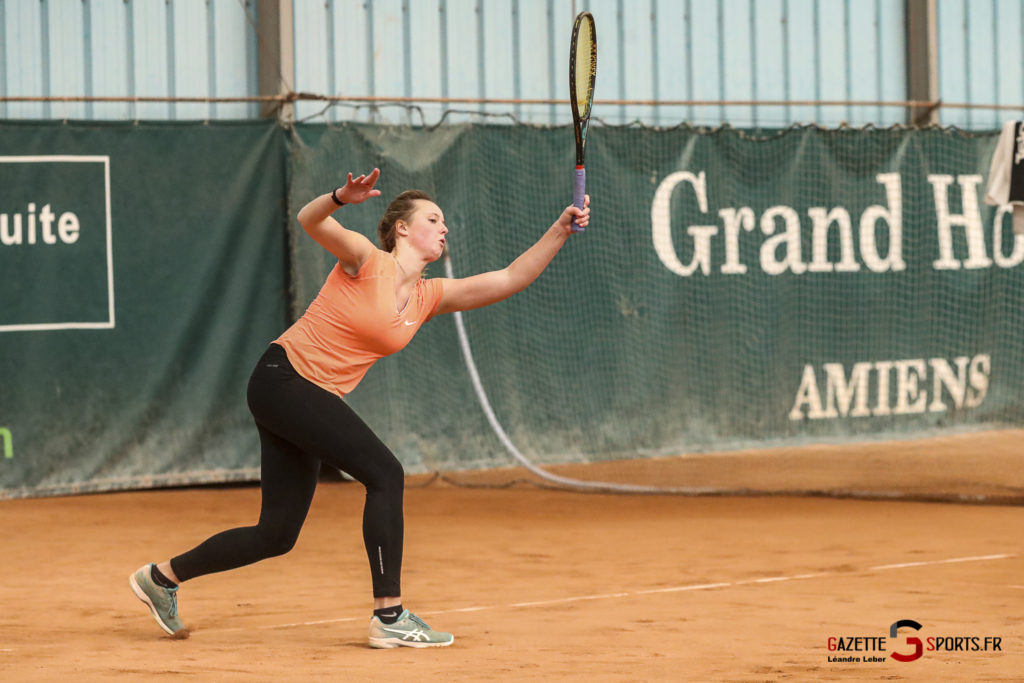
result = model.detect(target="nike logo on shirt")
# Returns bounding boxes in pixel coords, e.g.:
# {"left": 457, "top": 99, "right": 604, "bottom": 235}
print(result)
{"left": 404, "top": 320, "right": 417, "bottom": 326}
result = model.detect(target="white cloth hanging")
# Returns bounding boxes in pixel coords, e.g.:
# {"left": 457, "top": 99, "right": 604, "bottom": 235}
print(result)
{"left": 983, "top": 120, "right": 1024, "bottom": 235}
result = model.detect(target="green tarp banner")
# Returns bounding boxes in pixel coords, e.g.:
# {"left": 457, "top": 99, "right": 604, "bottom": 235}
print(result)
{"left": 3, "top": 121, "right": 1022, "bottom": 497}
{"left": 1, "top": 122, "right": 289, "bottom": 497}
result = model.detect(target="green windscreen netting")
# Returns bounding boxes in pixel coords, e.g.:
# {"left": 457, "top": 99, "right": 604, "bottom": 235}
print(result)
{"left": 287, "top": 122, "right": 1024, "bottom": 502}
{"left": 2, "top": 121, "right": 1021, "bottom": 501}
{"left": 0, "top": 121, "right": 290, "bottom": 499}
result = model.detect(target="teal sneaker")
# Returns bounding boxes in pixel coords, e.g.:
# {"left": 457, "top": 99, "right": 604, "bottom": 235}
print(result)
{"left": 129, "top": 564, "right": 188, "bottom": 638}
{"left": 368, "top": 609, "right": 454, "bottom": 649}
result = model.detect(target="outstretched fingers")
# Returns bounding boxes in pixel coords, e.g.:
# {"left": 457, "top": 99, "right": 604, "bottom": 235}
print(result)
{"left": 345, "top": 168, "right": 380, "bottom": 187}
{"left": 338, "top": 168, "right": 383, "bottom": 204}
{"left": 352, "top": 168, "right": 380, "bottom": 188}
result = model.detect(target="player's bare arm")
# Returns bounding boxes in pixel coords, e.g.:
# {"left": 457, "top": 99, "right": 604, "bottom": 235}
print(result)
{"left": 435, "top": 196, "right": 590, "bottom": 315}
{"left": 297, "top": 168, "right": 382, "bottom": 275}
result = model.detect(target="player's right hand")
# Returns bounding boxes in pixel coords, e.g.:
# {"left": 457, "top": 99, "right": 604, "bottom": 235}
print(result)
{"left": 335, "top": 168, "right": 382, "bottom": 205}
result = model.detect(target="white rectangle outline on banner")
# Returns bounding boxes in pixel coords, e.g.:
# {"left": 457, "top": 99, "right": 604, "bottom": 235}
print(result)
{"left": 0, "top": 155, "right": 115, "bottom": 332}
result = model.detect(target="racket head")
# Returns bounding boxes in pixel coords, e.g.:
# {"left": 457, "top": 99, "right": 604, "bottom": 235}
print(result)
{"left": 569, "top": 12, "right": 597, "bottom": 146}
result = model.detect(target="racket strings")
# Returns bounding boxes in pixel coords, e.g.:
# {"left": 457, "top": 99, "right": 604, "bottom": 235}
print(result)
{"left": 572, "top": 18, "right": 597, "bottom": 119}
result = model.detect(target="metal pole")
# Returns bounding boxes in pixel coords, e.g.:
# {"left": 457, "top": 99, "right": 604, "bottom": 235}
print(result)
{"left": 257, "top": 0, "right": 295, "bottom": 122}
{"left": 905, "top": 0, "right": 939, "bottom": 125}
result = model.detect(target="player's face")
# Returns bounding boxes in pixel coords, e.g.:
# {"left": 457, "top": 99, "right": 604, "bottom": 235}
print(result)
{"left": 405, "top": 200, "right": 448, "bottom": 261}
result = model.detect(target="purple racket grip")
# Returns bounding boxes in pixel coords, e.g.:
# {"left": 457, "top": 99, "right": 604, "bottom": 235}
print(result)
{"left": 572, "top": 166, "right": 586, "bottom": 232}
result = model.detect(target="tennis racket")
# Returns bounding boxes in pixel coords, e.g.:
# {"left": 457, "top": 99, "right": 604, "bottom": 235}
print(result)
{"left": 569, "top": 11, "right": 596, "bottom": 232}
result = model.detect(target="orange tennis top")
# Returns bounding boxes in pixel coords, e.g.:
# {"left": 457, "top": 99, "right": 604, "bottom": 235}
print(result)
{"left": 275, "top": 249, "right": 445, "bottom": 397}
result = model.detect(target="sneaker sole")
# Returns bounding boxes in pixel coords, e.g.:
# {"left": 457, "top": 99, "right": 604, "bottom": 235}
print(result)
{"left": 368, "top": 635, "right": 455, "bottom": 649}
{"left": 129, "top": 573, "right": 185, "bottom": 637}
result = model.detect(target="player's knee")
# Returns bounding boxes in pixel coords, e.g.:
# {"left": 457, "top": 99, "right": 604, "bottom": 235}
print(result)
{"left": 381, "top": 456, "right": 405, "bottom": 492}
{"left": 362, "top": 453, "right": 405, "bottom": 495}
{"left": 258, "top": 524, "right": 301, "bottom": 558}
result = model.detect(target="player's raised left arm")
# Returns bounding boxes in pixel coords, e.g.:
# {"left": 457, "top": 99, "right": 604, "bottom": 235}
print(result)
{"left": 435, "top": 197, "right": 590, "bottom": 315}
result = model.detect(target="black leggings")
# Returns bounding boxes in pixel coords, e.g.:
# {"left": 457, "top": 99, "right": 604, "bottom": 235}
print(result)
{"left": 170, "top": 344, "right": 405, "bottom": 597}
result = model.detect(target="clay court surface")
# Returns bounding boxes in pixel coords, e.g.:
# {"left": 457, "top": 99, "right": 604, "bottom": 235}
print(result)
{"left": 2, "top": 434, "right": 1023, "bottom": 681}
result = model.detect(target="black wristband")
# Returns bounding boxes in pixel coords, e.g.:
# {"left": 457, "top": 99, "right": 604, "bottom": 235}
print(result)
{"left": 331, "top": 188, "right": 346, "bottom": 206}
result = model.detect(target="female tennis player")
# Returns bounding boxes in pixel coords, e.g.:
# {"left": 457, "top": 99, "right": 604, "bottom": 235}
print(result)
{"left": 130, "top": 167, "right": 590, "bottom": 647}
